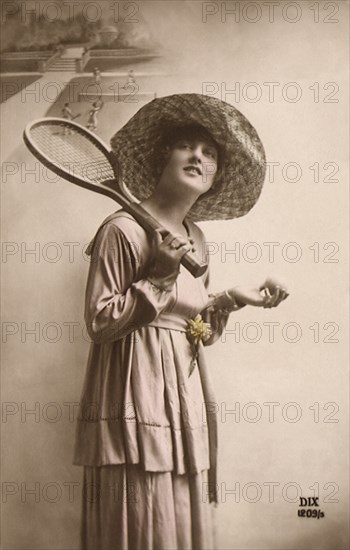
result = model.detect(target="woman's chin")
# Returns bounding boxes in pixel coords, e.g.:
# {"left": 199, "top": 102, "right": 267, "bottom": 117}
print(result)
{"left": 176, "top": 175, "right": 211, "bottom": 196}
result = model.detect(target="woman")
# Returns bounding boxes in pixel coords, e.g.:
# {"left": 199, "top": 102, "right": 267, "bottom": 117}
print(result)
{"left": 86, "top": 100, "right": 104, "bottom": 132}
{"left": 74, "top": 94, "right": 288, "bottom": 550}
{"left": 94, "top": 67, "right": 101, "bottom": 84}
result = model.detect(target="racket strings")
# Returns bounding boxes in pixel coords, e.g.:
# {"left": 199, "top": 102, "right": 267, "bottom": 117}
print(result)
{"left": 31, "top": 124, "right": 115, "bottom": 184}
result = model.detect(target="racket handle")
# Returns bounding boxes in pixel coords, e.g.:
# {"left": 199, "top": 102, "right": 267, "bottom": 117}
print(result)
{"left": 180, "top": 250, "right": 208, "bottom": 278}
{"left": 122, "top": 202, "right": 208, "bottom": 278}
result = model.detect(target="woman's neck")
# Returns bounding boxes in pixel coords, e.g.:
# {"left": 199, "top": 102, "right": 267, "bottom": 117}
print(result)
{"left": 140, "top": 191, "right": 196, "bottom": 236}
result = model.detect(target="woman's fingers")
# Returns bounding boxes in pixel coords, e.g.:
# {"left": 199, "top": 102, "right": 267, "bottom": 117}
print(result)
{"left": 271, "top": 287, "right": 290, "bottom": 306}
{"left": 170, "top": 236, "right": 190, "bottom": 249}
{"left": 263, "top": 286, "right": 290, "bottom": 308}
{"left": 153, "top": 231, "right": 193, "bottom": 263}
{"left": 161, "top": 233, "right": 193, "bottom": 251}
{"left": 263, "top": 287, "right": 280, "bottom": 308}
{"left": 174, "top": 242, "right": 192, "bottom": 259}
{"left": 151, "top": 231, "right": 196, "bottom": 284}
{"left": 153, "top": 229, "right": 164, "bottom": 246}
{"left": 262, "top": 288, "right": 273, "bottom": 308}
{"left": 270, "top": 287, "right": 283, "bottom": 307}
{"left": 278, "top": 289, "right": 289, "bottom": 302}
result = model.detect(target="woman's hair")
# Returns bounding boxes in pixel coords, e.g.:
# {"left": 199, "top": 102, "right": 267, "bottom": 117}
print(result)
{"left": 152, "top": 123, "right": 223, "bottom": 189}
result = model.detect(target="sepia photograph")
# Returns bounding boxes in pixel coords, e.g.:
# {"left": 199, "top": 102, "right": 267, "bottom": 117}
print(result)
{"left": 1, "top": 1, "right": 349, "bottom": 549}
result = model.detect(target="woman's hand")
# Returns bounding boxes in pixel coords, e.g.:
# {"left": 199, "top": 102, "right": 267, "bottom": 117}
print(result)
{"left": 259, "top": 276, "right": 289, "bottom": 308}
{"left": 147, "top": 229, "right": 194, "bottom": 291}
{"left": 226, "top": 279, "right": 289, "bottom": 309}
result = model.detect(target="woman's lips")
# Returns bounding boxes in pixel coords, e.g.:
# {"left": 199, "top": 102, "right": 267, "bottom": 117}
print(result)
{"left": 183, "top": 166, "right": 202, "bottom": 176}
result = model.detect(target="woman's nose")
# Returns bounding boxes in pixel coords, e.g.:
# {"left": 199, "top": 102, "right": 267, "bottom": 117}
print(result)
{"left": 189, "top": 146, "right": 203, "bottom": 163}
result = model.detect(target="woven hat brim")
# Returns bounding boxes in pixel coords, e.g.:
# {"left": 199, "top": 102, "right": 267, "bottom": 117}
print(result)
{"left": 110, "top": 94, "right": 266, "bottom": 222}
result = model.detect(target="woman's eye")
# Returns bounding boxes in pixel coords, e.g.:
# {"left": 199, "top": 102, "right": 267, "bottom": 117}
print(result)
{"left": 205, "top": 149, "right": 216, "bottom": 159}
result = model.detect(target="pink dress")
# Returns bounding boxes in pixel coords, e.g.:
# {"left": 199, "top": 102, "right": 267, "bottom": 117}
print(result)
{"left": 73, "top": 211, "right": 228, "bottom": 550}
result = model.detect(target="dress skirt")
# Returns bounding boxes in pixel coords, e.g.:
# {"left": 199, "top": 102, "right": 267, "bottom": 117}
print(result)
{"left": 81, "top": 464, "right": 215, "bottom": 550}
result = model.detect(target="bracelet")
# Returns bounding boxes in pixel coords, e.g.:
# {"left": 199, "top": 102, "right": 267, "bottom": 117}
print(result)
{"left": 221, "top": 290, "right": 238, "bottom": 314}
{"left": 227, "top": 290, "right": 247, "bottom": 310}
{"left": 214, "top": 290, "right": 246, "bottom": 313}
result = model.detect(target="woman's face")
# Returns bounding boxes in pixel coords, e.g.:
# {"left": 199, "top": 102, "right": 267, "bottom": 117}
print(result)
{"left": 158, "top": 135, "right": 219, "bottom": 197}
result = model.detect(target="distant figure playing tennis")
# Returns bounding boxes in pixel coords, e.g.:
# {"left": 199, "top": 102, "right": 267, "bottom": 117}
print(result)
{"left": 62, "top": 102, "right": 73, "bottom": 121}
{"left": 127, "top": 69, "right": 135, "bottom": 85}
{"left": 62, "top": 102, "right": 74, "bottom": 134}
{"left": 93, "top": 67, "right": 101, "bottom": 85}
{"left": 86, "top": 100, "right": 104, "bottom": 132}
{"left": 122, "top": 69, "right": 136, "bottom": 90}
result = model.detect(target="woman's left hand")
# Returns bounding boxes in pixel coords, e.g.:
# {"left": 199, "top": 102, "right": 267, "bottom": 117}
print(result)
{"left": 227, "top": 278, "right": 289, "bottom": 309}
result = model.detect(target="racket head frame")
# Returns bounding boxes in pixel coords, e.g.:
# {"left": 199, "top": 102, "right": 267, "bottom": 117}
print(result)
{"left": 23, "top": 117, "right": 131, "bottom": 197}
{"left": 23, "top": 117, "right": 208, "bottom": 278}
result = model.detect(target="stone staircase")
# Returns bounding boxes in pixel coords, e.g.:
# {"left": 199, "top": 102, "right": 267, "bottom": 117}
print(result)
{"left": 46, "top": 47, "right": 84, "bottom": 72}
{"left": 46, "top": 58, "right": 76, "bottom": 72}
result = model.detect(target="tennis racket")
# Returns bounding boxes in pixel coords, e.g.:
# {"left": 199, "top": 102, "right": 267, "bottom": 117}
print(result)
{"left": 23, "top": 117, "right": 207, "bottom": 278}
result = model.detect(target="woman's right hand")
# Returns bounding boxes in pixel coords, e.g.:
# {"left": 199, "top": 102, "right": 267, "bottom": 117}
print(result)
{"left": 147, "top": 229, "right": 193, "bottom": 291}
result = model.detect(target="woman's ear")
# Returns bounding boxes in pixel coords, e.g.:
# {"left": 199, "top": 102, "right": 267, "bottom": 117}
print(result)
{"left": 153, "top": 145, "right": 171, "bottom": 182}
{"left": 161, "top": 145, "right": 171, "bottom": 160}
{"left": 159, "top": 145, "right": 171, "bottom": 173}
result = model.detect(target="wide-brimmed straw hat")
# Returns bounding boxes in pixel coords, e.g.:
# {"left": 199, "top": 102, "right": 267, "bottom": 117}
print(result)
{"left": 110, "top": 94, "right": 266, "bottom": 222}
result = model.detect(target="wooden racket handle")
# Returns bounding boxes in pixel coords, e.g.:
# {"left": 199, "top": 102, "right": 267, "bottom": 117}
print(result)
{"left": 98, "top": 182, "right": 208, "bottom": 278}
{"left": 127, "top": 204, "right": 208, "bottom": 278}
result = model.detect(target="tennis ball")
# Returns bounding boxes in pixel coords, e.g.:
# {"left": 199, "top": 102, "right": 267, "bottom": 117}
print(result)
{"left": 262, "top": 276, "right": 288, "bottom": 293}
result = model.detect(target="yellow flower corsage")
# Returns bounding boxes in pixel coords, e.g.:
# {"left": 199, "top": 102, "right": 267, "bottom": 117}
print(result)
{"left": 186, "top": 314, "right": 212, "bottom": 376}
{"left": 186, "top": 314, "right": 212, "bottom": 344}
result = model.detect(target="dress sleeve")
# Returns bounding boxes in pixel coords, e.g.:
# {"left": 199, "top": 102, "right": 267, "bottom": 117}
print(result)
{"left": 85, "top": 221, "right": 175, "bottom": 344}
{"left": 200, "top": 267, "right": 231, "bottom": 346}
